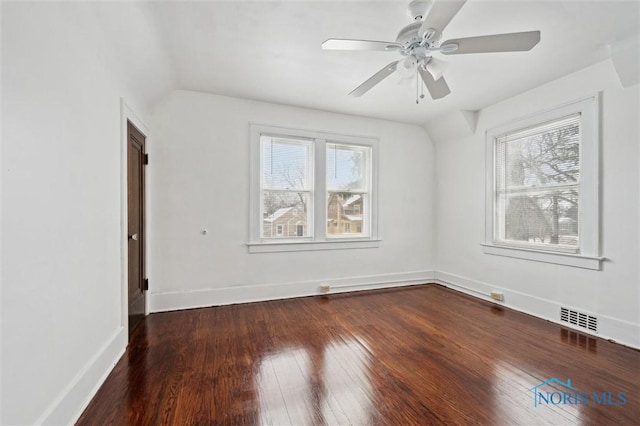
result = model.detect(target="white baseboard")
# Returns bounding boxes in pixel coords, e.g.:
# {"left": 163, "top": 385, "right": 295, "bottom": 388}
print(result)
{"left": 435, "top": 270, "right": 640, "bottom": 350}
{"left": 150, "top": 270, "right": 436, "bottom": 312}
{"left": 37, "top": 326, "right": 127, "bottom": 425}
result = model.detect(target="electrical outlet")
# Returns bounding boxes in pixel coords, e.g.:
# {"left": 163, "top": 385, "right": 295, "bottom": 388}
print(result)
{"left": 319, "top": 284, "right": 331, "bottom": 293}
{"left": 490, "top": 291, "right": 504, "bottom": 302}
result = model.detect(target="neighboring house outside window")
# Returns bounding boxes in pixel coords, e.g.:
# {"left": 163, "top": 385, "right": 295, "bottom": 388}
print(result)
{"left": 249, "top": 124, "right": 379, "bottom": 253}
{"left": 483, "top": 95, "right": 602, "bottom": 270}
{"left": 327, "top": 193, "right": 362, "bottom": 236}
{"left": 263, "top": 209, "right": 307, "bottom": 238}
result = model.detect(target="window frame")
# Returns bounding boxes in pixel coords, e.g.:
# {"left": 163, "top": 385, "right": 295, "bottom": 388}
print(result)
{"left": 249, "top": 123, "right": 379, "bottom": 253}
{"left": 483, "top": 95, "right": 604, "bottom": 270}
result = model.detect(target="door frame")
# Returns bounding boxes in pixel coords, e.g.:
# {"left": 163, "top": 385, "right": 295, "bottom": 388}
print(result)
{"left": 120, "top": 98, "right": 150, "bottom": 331}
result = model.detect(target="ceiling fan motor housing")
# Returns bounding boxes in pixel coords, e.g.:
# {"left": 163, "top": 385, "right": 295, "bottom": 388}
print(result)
{"left": 396, "top": 22, "right": 424, "bottom": 47}
{"left": 396, "top": 23, "right": 440, "bottom": 58}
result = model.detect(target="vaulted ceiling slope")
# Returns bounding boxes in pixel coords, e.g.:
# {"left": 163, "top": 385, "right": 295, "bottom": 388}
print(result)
{"left": 106, "top": 1, "right": 640, "bottom": 124}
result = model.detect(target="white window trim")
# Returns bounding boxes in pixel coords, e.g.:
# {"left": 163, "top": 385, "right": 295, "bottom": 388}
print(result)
{"left": 483, "top": 95, "right": 604, "bottom": 270}
{"left": 249, "top": 123, "right": 379, "bottom": 253}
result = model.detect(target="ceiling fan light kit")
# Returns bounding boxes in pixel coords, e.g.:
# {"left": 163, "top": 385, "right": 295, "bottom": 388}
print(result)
{"left": 397, "top": 56, "right": 418, "bottom": 78}
{"left": 321, "top": 0, "right": 541, "bottom": 103}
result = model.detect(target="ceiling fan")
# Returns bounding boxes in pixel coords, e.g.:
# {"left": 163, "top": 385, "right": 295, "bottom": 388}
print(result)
{"left": 321, "top": 0, "right": 541, "bottom": 102}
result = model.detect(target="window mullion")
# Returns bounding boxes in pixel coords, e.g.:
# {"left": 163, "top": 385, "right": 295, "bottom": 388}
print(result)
{"left": 314, "top": 138, "right": 327, "bottom": 241}
{"left": 502, "top": 183, "right": 579, "bottom": 197}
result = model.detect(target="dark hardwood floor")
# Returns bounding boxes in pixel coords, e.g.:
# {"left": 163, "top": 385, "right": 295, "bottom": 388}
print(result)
{"left": 77, "top": 284, "right": 640, "bottom": 425}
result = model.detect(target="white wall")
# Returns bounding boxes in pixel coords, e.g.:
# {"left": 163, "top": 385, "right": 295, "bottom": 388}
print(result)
{"left": 148, "top": 91, "right": 436, "bottom": 311}
{"left": 1, "top": 2, "right": 172, "bottom": 424}
{"left": 430, "top": 59, "right": 640, "bottom": 348}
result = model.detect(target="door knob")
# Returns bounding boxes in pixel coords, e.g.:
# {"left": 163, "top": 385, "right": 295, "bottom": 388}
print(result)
{"left": 128, "top": 233, "right": 139, "bottom": 241}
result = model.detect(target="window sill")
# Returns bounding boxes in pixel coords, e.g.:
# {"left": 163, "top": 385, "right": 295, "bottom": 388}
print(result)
{"left": 248, "top": 239, "right": 381, "bottom": 253}
{"left": 481, "top": 243, "right": 604, "bottom": 270}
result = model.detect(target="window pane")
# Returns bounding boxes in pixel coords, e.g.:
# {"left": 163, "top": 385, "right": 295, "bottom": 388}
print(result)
{"left": 262, "top": 136, "right": 311, "bottom": 190}
{"left": 327, "top": 144, "right": 369, "bottom": 191}
{"left": 262, "top": 191, "right": 310, "bottom": 238}
{"left": 497, "top": 114, "right": 580, "bottom": 189}
{"left": 499, "top": 189, "right": 579, "bottom": 247}
{"left": 327, "top": 192, "right": 366, "bottom": 236}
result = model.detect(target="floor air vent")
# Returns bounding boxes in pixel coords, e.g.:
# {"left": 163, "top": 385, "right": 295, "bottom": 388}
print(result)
{"left": 560, "top": 307, "right": 597, "bottom": 332}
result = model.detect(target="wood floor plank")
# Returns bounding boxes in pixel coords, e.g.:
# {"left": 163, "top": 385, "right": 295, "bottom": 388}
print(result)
{"left": 77, "top": 284, "right": 640, "bottom": 425}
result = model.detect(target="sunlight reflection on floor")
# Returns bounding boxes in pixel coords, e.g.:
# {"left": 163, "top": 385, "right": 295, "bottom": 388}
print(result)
{"left": 256, "top": 338, "right": 374, "bottom": 425}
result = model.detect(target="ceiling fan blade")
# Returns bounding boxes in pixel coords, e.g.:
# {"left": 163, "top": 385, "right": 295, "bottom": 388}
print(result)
{"left": 419, "top": 0, "right": 467, "bottom": 38}
{"left": 349, "top": 61, "right": 399, "bottom": 97}
{"left": 418, "top": 67, "right": 451, "bottom": 100}
{"left": 322, "top": 39, "right": 402, "bottom": 51}
{"left": 441, "top": 31, "right": 541, "bottom": 55}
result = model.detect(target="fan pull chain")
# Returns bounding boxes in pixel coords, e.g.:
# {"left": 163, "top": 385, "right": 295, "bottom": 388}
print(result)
{"left": 415, "top": 69, "right": 425, "bottom": 104}
{"left": 415, "top": 70, "right": 419, "bottom": 104}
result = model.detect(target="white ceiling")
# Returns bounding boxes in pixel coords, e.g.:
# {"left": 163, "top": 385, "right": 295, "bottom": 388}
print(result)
{"left": 143, "top": 0, "right": 640, "bottom": 125}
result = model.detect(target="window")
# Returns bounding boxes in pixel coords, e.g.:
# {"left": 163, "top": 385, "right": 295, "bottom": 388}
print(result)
{"left": 327, "top": 143, "right": 370, "bottom": 237}
{"left": 249, "top": 124, "right": 379, "bottom": 253}
{"left": 496, "top": 114, "right": 580, "bottom": 250}
{"left": 484, "top": 96, "right": 602, "bottom": 269}
{"left": 261, "top": 137, "right": 312, "bottom": 239}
